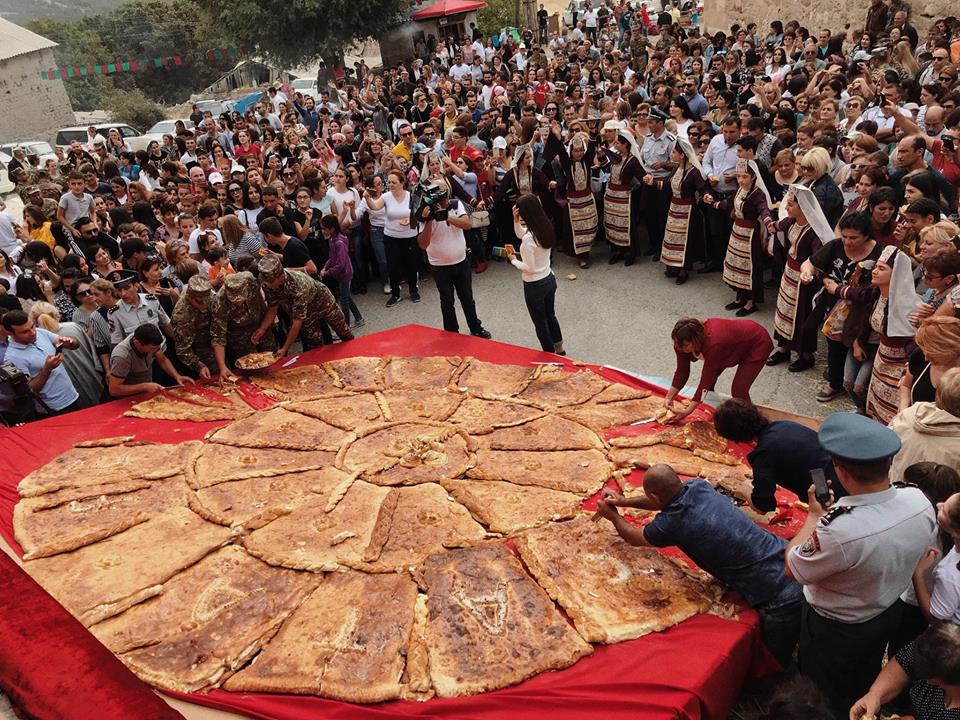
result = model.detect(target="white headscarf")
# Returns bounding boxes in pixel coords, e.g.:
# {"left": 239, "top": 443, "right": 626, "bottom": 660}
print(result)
{"left": 880, "top": 245, "right": 922, "bottom": 338}
{"left": 676, "top": 137, "right": 702, "bottom": 175}
{"left": 616, "top": 129, "right": 642, "bottom": 163}
{"left": 780, "top": 184, "right": 835, "bottom": 247}
{"left": 738, "top": 159, "right": 772, "bottom": 209}
{"left": 567, "top": 132, "right": 590, "bottom": 158}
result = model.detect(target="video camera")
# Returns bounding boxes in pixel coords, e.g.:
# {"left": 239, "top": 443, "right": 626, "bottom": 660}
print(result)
{"left": 410, "top": 181, "right": 450, "bottom": 224}
{"left": 0, "top": 362, "right": 42, "bottom": 425}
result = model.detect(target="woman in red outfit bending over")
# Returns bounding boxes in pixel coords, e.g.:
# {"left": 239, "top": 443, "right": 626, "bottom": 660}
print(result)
{"left": 665, "top": 317, "right": 774, "bottom": 422}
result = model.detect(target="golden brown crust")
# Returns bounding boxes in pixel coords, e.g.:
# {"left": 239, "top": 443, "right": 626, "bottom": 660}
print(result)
{"left": 208, "top": 407, "right": 353, "bottom": 451}
{"left": 443, "top": 479, "right": 583, "bottom": 534}
{"left": 348, "top": 483, "right": 487, "bottom": 573}
{"left": 479, "top": 414, "right": 605, "bottom": 451}
{"left": 322, "top": 356, "right": 385, "bottom": 391}
{"left": 74, "top": 436, "right": 135, "bottom": 448}
{"left": 514, "top": 517, "right": 715, "bottom": 644}
{"left": 591, "top": 383, "right": 653, "bottom": 404}
{"left": 188, "top": 444, "right": 334, "bottom": 488}
{"left": 285, "top": 393, "right": 385, "bottom": 430}
{"left": 250, "top": 364, "right": 344, "bottom": 401}
{"left": 340, "top": 422, "right": 472, "bottom": 486}
{"left": 23, "top": 507, "right": 233, "bottom": 627}
{"left": 446, "top": 395, "right": 546, "bottom": 434}
{"left": 16, "top": 476, "right": 191, "bottom": 559}
{"left": 235, "top": 352, "right": 277, "bottom": 371}
{"left": 121, "top": 569, "right": 319, "bottom": 693}
{"left": 467, "top": 448, "right": 613, "bottom": 494}
{"left": 241, "top": 481, "right": 391, "bottom": 572}
{"left": 377, "top": 389, "right": 464, "bottom": 423}
{"left": 400, "top": 593, "right": 435, "bottom": 701}
{"left": 518, "top": 366, "right": 610, "bottom": 407}
{"left": 223, "top": 571, "right": 418, "bottom": 702}
{"left": 454, "top": 358, "right": 537, "bottom": 396}
{"left": 418, "top": 544, "right": 592, "bottom": 697}
{"left": 89, "top": 546, "right": 304, "bottom": 654}
{"left": 124, "top": 394, "right": 251, "bottom": 422}
{"left": 382, "top": 355, "right": 461, "bottom": 390}
{"left": 18, "top": 441, "right": 201, "bottom": 498}
{"left": 190, "top": 467, "right": 353, "bottom": 530}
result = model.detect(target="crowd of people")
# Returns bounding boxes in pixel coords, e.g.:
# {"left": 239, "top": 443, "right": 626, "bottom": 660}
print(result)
{"left": 4, "top": 0, "right": 960, "bottom": 714}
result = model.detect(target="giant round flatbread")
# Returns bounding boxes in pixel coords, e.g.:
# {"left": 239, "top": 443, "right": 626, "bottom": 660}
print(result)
{"left": 12, "top": 353, "right": 745, "bottom": 706}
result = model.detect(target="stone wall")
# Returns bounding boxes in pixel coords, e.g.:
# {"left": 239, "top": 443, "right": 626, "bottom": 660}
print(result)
{"left": 0, "top": 47, "right": 74, "bottom": 144}
{"left": 702, "top": 0, "right": 954, "bottom": 38}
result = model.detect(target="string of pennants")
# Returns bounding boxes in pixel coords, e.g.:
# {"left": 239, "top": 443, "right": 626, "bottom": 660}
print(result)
{"left": 39, "top": 46, "right": 251, "bottom": 80}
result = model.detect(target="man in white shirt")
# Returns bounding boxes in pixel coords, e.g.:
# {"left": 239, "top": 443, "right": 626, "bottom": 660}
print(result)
{"left": 449, "top": 57, "right": 471, "bottom": 81}
{"left": 859, "top": 83, "right": 911, "bottom": 142}
{"left": 582, "top": 1, "right": 599, "bottom": 43}
{"left": 267, "top": 86, "right": 288, "bottom": 115}
{"left": 417, "top": 195, "right": 491, "bottom": 339}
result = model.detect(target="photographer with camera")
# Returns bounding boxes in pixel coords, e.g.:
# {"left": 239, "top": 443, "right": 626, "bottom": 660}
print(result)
{"left": 417, "top": 183, "right": 492, "bottom": 339}
{"left": 2, "top": 310, "right": 82, "bottom": 415}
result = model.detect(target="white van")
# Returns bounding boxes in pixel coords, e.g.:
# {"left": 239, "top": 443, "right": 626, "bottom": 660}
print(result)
{"left": 55, "top": 123, "right": 150, "bottom": 152}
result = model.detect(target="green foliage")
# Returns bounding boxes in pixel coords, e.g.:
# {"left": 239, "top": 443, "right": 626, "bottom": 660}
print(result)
{"left": 25, "top": 0, "right": 228, "bottom": 111}
{"left": 477, "top": 0, "right": 520, "bottom": 36}
{"left": 101, "top": 89, "right": 165, "bottom": 131}
{"left": 193, "top": 0, "right": 410, "bottom": 69}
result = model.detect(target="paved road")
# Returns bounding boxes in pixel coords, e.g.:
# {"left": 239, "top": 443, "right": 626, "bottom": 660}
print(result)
{"left": 347, "top": 247, "right": 851, "bottom": 419}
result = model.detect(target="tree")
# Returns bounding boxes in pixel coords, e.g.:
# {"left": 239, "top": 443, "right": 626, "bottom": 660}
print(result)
{"left": 193, "top": 0, "right": 409, "bottom": 70}
{"left": 102, "top": 89, "right": 165, "bottom": 130}
{"left": 477, "top": 0, "right": 521, "bottom": 36}
{"left": 26, "top": 1, "right": 228, "bottom": 111}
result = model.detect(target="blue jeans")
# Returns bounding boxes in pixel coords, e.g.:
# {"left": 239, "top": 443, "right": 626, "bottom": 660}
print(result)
{"left": 522, "top": 273, "right": 562, "bottom": 352}
{"left": 338, "top": 279, "right": 362, "bottom": 324}
{"left": 369, "top": 225, "right": 389, "bottom": 282}
{"left": 757, "top": 581, "right": 804, "bottom": 670}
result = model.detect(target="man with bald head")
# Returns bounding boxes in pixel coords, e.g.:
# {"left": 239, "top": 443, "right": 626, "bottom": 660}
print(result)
{"left": 596, "top": 464, "right": 803, "bottom": 666}
{"left": 889, "top": 134, "right": 957, "bottom": 211}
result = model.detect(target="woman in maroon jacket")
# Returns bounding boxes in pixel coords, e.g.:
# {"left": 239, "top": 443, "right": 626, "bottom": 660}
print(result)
{"left": 665, "top": 316, "right": 774, "bottom": 422}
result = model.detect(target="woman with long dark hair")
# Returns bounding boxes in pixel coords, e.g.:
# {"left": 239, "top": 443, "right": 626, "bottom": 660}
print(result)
{"left": 507, "top": 194, "right": 563, "bottom": 354}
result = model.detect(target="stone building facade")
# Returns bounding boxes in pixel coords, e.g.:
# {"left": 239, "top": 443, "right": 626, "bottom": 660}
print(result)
{"left": 0, "top": 19, "right": 74, "bottom": 144}
{"left": 702, "top": 0, "right": 955, "bottom": 38}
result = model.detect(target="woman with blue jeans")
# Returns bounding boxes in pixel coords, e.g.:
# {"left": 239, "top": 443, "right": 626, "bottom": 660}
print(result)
{"left": 508, "top": 193, "right": 564, "bottom": 355}
{"left": 358, "top": 175, "right": 390, "bottom": 294}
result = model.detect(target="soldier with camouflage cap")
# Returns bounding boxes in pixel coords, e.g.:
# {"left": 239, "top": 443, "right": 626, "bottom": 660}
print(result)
{"left": 210, "top": 271, "right": 275, "bottom": 381}
{"left": 171, "top": 275, "right": 216, "bottom": 379}
{"left": 252, "top": 255, "right": 353, "bottom": 357}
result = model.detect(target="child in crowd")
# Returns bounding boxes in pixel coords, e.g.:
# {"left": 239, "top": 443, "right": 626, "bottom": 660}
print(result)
{"left": 206, "top": 246, "right": 235, "bottom": 289}
{"left": 319, "top": 215, "right": 363, "bottom": 328}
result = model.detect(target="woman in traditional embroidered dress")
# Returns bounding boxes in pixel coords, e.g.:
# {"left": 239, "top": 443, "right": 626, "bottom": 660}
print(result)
{"left": 493, "top": 143, "right": 553, "bottom": 222}
{"left": 704, "top": 159, "right": 773, "bottom": 317}
{"left": 652, "top": 137, "right": 705, "bottom": 285}
{"left": 865, "top": 245, "right": 922, "bottom": 424}
{"left": 542, "top": 123, "right": 598, "bottom": 269}
{"left": 598, "top": 123, "right": 644, "bottom": 265}
{"left": 766, "top": 184, "right": 834, "bottom": 372}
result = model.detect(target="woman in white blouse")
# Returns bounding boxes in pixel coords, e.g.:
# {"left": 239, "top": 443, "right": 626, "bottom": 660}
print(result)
{"left": 507, "top": 193, "right": 564, "bottom": 354}
{"left": 363, "top": 169, "right": 420, "bottom": 306}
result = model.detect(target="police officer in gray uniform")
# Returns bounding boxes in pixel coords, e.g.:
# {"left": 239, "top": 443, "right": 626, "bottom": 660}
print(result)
{"left": 785, "top": 412, "right": 936, "bottom": 716}
{"left": 638, "top": 107, "right": 676, "bottom": 260}
{"left": 105, "top": 269, "right": 172, "bottom": 347}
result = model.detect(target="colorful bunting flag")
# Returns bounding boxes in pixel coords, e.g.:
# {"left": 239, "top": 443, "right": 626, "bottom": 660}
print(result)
{"left": 39, "top": 52, "right": 186, "bottom": 80}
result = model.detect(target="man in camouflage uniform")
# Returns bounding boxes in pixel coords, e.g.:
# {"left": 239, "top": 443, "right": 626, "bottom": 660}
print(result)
{"left": 253, "top": 255, "right": 352, "bottom": 357}
{"left": 171, "top": 276, "right": 216, "bottom": 379}
{"left": 210, "top": 271, "right": 275, "bottom": 380}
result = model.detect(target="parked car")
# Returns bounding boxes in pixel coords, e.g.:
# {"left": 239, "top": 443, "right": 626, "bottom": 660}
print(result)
{"left": 143, "top": 119, "right": 195, "bottom": 145}
{"left": 54, "top": 123, "right": 150, "bottom": 153}
{"left": 0, "top": 141, "right": 58, "bottom": 166}
{"left": 290, "top": 77, "right": 319, "bottom": 95}
{"left": 0, "top": 151, "right": 14, "bottom": 195}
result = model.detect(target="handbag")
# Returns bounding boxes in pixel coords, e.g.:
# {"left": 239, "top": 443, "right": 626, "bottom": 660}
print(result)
{"left": 468, "top": 209, "right": 490, "bottom": 228}
{"left": 821, "top": 298, "right": 850, "bottom": 341}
